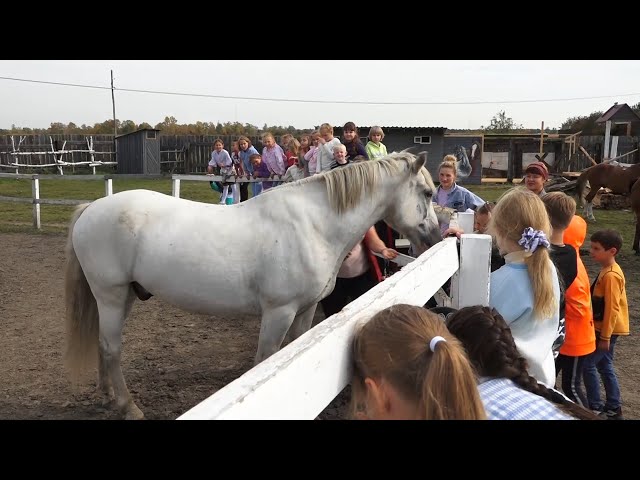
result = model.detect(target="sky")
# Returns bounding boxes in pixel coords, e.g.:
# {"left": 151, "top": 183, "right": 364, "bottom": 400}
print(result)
{"left": 1, "top": 60, "right": 639, "bottom": 131}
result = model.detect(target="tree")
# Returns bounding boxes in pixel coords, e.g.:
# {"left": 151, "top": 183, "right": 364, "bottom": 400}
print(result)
{"left": 560, "top": 110, "right": 604, "bottom": 134}
{"left": 482, "top": 110, "right": 523, "bottom": 133}
{"left": 119, "top": 120, "right": 138, "bottom": 134}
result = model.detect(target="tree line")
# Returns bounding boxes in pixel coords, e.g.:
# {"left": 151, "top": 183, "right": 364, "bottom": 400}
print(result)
{"left": 3, "top": 103, "right": 639, "bottom": 137}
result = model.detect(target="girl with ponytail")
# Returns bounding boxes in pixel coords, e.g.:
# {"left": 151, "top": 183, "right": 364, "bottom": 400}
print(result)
{"left": 488, "top": 187, "right": 560, "bottom": 387}
{"left": 350, "top": 304, "right": 486, "bottom": 420}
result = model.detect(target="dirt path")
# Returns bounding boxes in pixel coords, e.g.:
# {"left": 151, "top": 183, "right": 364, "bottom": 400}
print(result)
{"left": 0, "top": 233, "right": 637, "bottom": 420}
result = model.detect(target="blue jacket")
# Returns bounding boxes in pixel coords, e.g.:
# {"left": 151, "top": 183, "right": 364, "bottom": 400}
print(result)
{"left": 238, "top": 146, "right": 259, "bottom": 175}
{"left": 435, "top": 182, "right": 485, "bottom": 212}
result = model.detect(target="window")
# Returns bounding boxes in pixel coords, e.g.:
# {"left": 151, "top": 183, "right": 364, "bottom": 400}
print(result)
{"left": 146, "top": 130, "right": 157, "bottom": 139}
{"left": 413, "top": 136, "right": 431, "bottom": 144}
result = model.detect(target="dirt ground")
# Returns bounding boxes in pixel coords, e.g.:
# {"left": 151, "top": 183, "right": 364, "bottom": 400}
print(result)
{"left": 0, "top": 233, "right": 638, "bottom": 420}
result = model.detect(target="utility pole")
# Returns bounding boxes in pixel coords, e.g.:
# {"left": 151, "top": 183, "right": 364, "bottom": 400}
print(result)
{"left": 111, "top": 70, "right": 118, "bottom": 164}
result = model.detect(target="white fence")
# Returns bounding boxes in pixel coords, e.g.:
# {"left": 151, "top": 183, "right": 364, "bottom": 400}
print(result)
{"left": 0, "top": 172, "right": 238, "bottom": 229}
{"left": 178, "top": 227, "right": 492, "bottom": 420}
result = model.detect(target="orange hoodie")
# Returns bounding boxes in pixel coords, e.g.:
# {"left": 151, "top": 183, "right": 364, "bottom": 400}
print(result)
{"left": 561, "top": 216, "right": 596, "bottom": 356}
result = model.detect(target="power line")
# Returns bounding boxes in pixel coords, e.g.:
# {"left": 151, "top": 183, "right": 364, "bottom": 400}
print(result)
{"left": 1, "top": 75, "right": 640, "bottom": 106}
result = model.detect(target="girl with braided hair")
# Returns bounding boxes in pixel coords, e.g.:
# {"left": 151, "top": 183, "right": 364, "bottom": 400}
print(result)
{"left": 350, "top": 304, "right": 486, "bottom": 420}
{"left": 446, "top": 305, "right": 599, "bottom": 420}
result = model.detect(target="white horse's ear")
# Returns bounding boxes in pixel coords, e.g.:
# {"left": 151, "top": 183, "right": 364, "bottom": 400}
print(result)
{"left": 412, "top": 151, "right": 427, "bottom": 173}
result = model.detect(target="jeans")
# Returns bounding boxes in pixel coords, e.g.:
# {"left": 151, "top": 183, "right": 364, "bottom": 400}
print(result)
{"left": 582, "top": 334, "right": 620, "bottom": 411}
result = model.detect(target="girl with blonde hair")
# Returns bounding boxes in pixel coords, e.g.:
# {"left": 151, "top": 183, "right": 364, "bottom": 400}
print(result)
{"left": 488, "top": 187, "right": 560, "bottom": 387}
{"left": 350, "top": 304, "right": 486, "bottom": 420}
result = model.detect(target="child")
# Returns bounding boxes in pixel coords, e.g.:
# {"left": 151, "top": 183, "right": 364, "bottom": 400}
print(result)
{"left": 261, "top": 132, "right": 287, "bottom": 190}
{"left": 330, "top": 144, "right": 349, "bottom": 169}
{"left": 446, "top": 306, "right": 598, "bottom": 420}
{"left": 365, "top": 126, "right": 387, "bottom": 160}
{"left": 249, "top": 153, "right": 271, "bottom": 196}
{"left": 562, "top": 216, "right": 597, "bottom": 380}
{"left": 320, "top": 226, "right": 398, "bottom": 318}
{"left": 583, "top": 229, "right": 630, "bottom": 419}
{"left": 298, "top": 134, "right": 312, "bottom": 177}
{"left": 285, "top": 138, "right": 301, "bottom": 170}
{"left": 303, "top": 131, "right": 321, "bottom": 176}
{"left": 350, "top": 304, "right": 486, "bottom": 420}
{"left": 315, "top": 123, "right": 342, "bottom": 173}
{"left": 237, "top": 136, "right": 260, "bottom": 200}
{"left": 542, "top": 193, "right": 595, "bottom": 407}
{"left": 207, "top": 138, "right": 237, "bottom": 205}
{"left": 342, "top": 121, "right": 368, "bottom": 161}
{"left": 443, "top": 201, "right": 504, "bottom": 272}
{"left": 524, "top": 161, "right": 549, "bottom": 196}
{"left": 488, "top": 187, "right": 560, "bottom": 388}
{"left": 282, "top": 156, "right": 305, "bottom": 183}
{"left": 435, "top": 157, "right": 485, "bottom": 233}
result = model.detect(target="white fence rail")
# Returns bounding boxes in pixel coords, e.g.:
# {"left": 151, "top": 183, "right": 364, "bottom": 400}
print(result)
{"left": 178, "top": 232, "right": 492, "bottom": 420}
{"left": 0, "top": 172, "right": 289, "bottom": 229}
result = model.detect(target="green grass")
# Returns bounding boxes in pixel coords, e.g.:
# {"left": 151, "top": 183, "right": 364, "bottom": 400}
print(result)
{"left": 1, "top": 178, "right": 637, "bottom": 254}
{"left": 0, "top": 177, "right": 224, "bottom": 234}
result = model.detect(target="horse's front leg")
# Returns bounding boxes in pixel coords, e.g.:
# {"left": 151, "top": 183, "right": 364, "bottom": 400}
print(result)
{"left": 255, "top": 305, "right": 298, "bottom": 365}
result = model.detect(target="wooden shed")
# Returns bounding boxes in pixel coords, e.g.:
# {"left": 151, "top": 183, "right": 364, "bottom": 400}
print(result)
{"left": 116, "top": 128, "right": 161, "bottom": 174}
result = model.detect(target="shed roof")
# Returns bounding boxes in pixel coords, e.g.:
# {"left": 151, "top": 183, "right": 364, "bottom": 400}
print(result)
{"left": 595, "top": 103, "right": 640, "bottom": 124}
{"left": 328, "top": 124, "right": 447, "bottom": 132}
{"left": 115, "top": 128, "right": 162, "bottom": 139}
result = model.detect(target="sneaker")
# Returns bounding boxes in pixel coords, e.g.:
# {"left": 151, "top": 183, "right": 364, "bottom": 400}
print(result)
{"left": 599, "top": 407, "right": 624, "bottom": 420}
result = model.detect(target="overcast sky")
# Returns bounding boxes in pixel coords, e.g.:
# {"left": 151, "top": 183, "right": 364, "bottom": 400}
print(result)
{"left": 1, "top": 60, "right": 639, "bottom": 131}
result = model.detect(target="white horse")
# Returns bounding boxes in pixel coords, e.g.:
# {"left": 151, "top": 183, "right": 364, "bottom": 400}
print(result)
{"left": 64, "top": 151, "right": 442, "bottom": 419}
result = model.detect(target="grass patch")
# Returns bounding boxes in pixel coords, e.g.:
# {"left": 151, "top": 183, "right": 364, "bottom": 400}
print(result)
{"left": 0, "top": 177, "right": 224, "bottom": 234}
{"left": 1, "top": 178, "right": 637, "bottom": 254}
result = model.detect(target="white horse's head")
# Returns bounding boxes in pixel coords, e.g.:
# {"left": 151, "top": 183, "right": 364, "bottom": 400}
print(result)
{"left": 382, "top": 151, "right": 442, "bottom": 250}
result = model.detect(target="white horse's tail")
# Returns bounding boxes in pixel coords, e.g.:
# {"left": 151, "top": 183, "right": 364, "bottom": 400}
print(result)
{"left": 64, "top": 203, "right": 99, "bottom": 381}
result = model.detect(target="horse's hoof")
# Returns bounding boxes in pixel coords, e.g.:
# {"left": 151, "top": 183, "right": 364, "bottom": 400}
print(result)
{"left": 124, "top": 406, "right": 145, "bottom": 420}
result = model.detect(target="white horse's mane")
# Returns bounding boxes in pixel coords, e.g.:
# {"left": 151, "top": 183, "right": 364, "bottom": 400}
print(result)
{"left": 269, "top": 151, "right": 433, "bottom": 214}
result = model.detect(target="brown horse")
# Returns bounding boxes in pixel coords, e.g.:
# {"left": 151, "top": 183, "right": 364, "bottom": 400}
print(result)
{"left": 575, "top": 161, "right": 640, "bottom": 221}
{"left": 631, "top": 177, "right": 640, "bottom": 255}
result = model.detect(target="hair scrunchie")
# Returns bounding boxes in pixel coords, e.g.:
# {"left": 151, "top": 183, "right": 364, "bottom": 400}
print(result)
{"left": 518, "top": 227, "right": 550, "bottom": 253}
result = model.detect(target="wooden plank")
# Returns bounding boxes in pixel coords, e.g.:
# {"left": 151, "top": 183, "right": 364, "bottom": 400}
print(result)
{"left": 579, "top": 146, "right": 598, "bottom": 166}
{"left": 178, "top": 238, "right": 461, "bottom": 420}
{"left": 103, "top": 174, "right": 166, "bottom": 179}
{"left": 604, "top": 120, "right": 611, "bottom": 159}
{"left": 35, "top": 198, "right": 91, "bottom": 206}
{"left": 0, "top": 195, "right": 32, "bottom": 204}
{"left": 0, "top": 173, "right": 34, "bottom": 179}
{"left": 173, "top": 174, "right": 286, "bottom": 183}
{"left": 0, "top": 196, "right": 91, "bottom": 206}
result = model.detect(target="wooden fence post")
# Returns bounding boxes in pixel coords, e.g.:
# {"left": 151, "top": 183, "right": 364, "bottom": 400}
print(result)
{"left": 450, "top": 233, "right": 492, "bottom": 308}
{"left": 457, "top": 211, "right": 475, "bottom": 235}
{"left": 105, "top": 177, "right": 113, "bottom": 196}
{"left": 31, "top": 175, "right": 41, "bottom": 229}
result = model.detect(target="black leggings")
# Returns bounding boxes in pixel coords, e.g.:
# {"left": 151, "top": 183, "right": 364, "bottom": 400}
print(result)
{"left": 555, "top": 354, "right": 589, "bottom": 407}
{"left": 320, "top": 271, "right": 378, "bottom": 318}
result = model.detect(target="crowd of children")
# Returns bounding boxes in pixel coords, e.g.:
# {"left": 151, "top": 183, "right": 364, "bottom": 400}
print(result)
{"left": 206, "top": 125, "right": 631, "bottom": 420}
